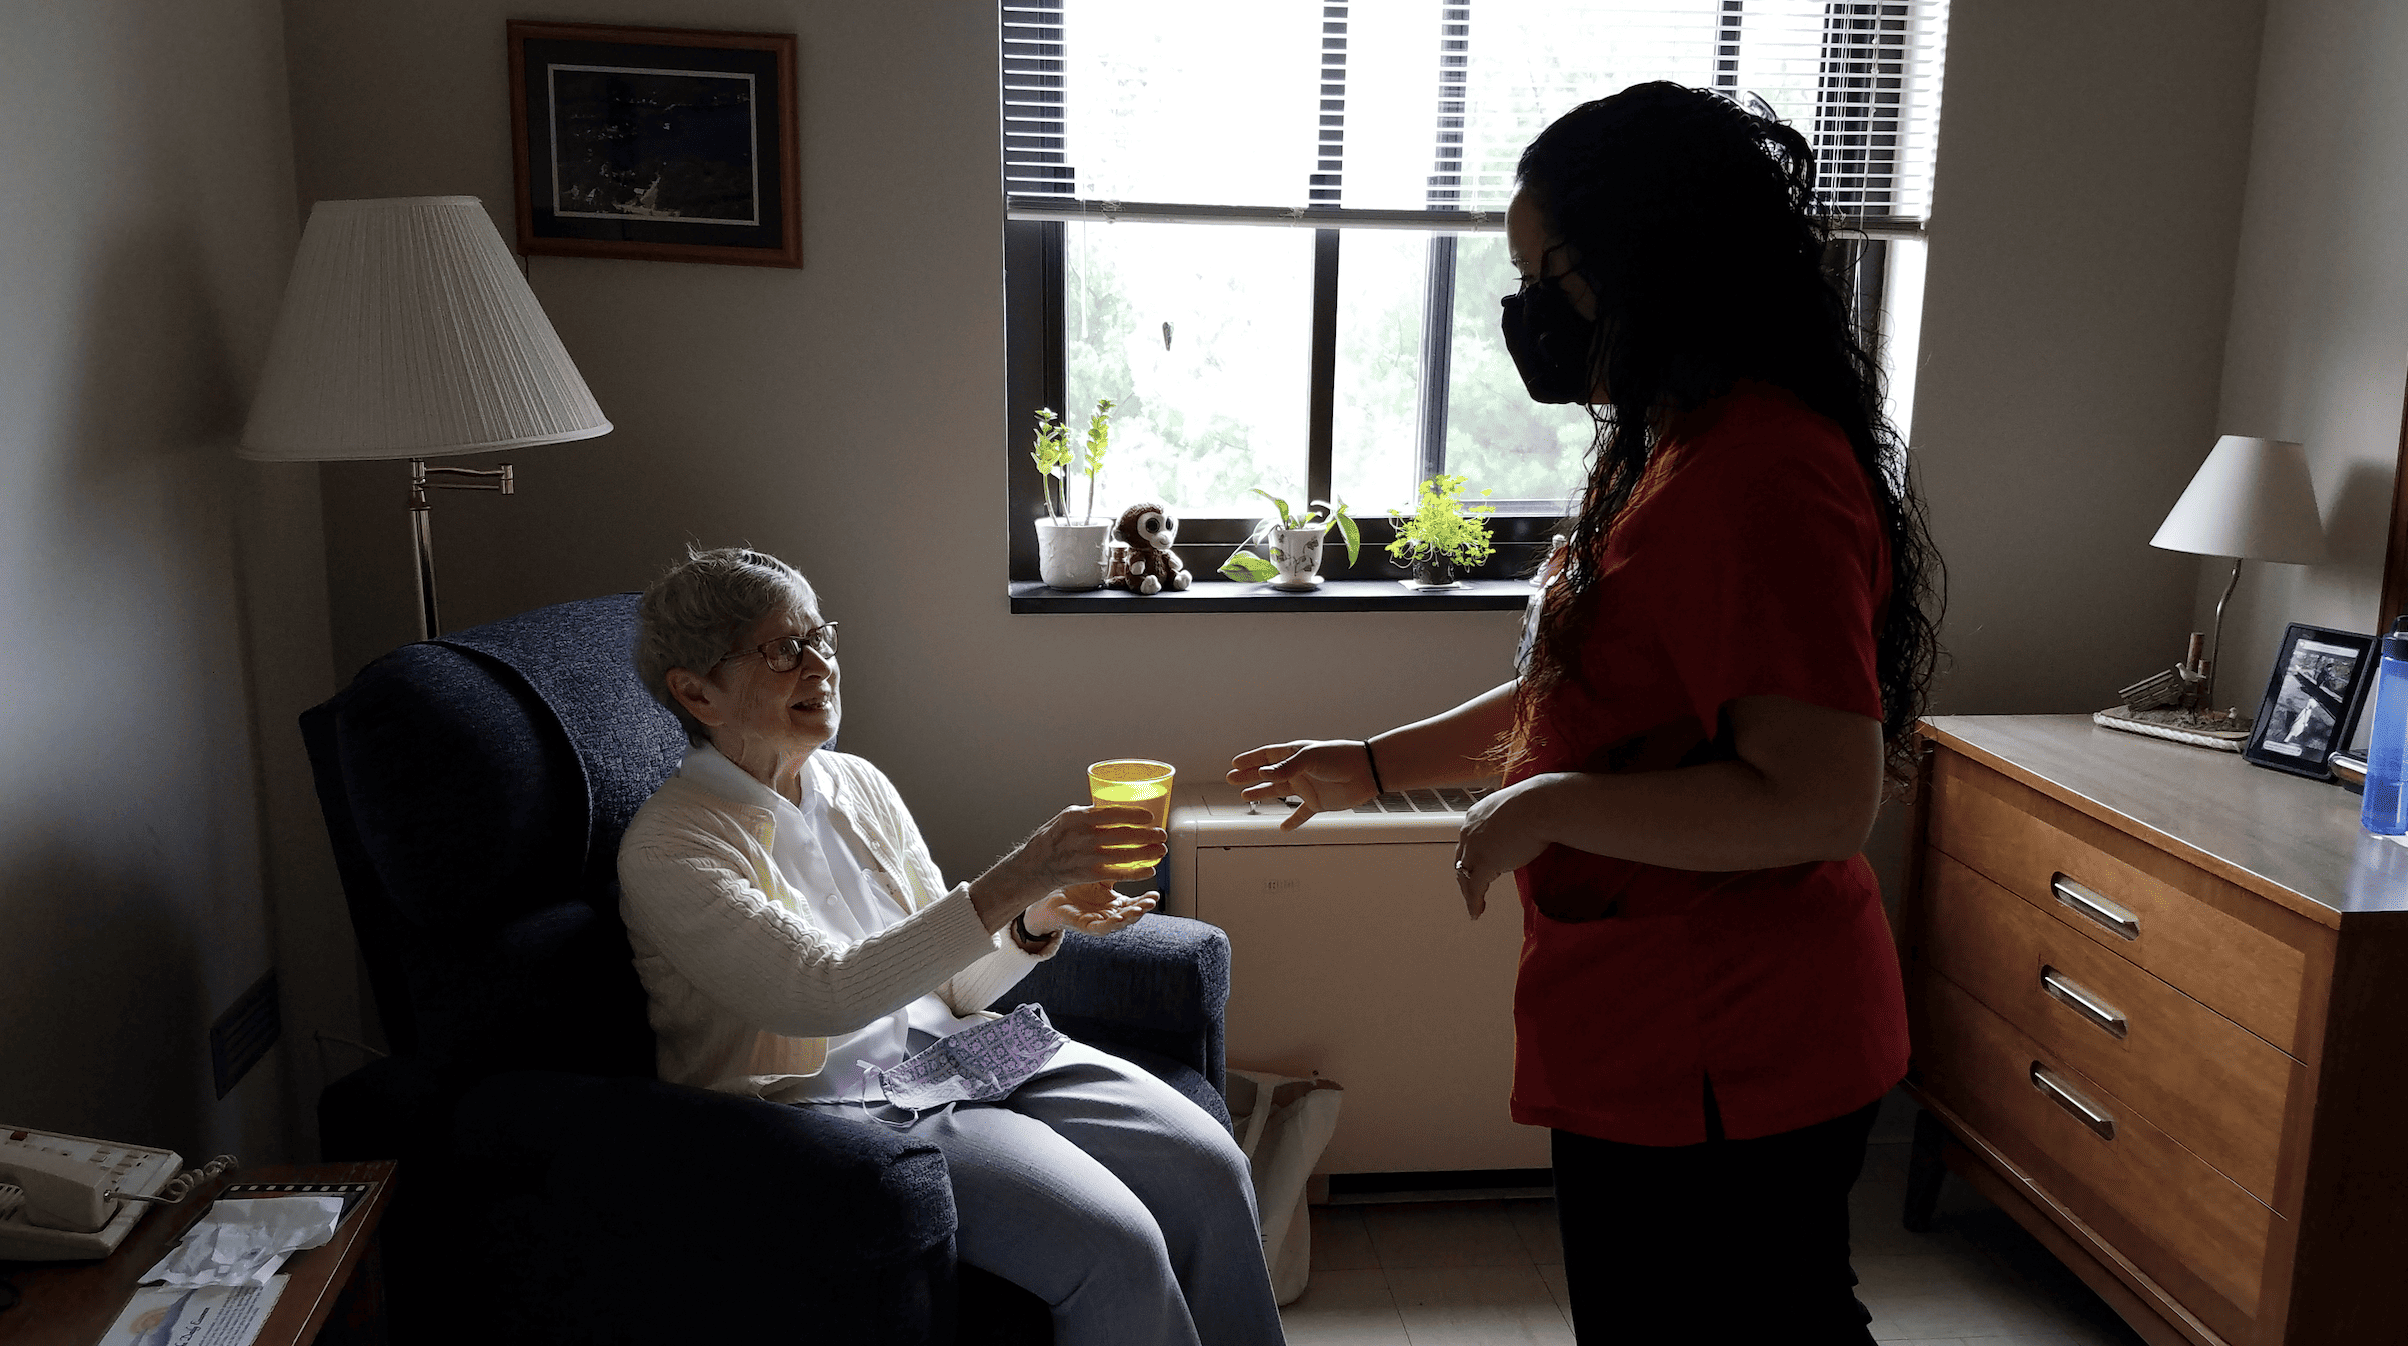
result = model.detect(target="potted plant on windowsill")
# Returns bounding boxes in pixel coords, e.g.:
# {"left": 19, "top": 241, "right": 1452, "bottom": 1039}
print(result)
{"left": 1217, "top": 490, "right": 1361, "bottom": 590}
{"left": 1386, "top": 473, "right": 1496, "bottom": 588}
{"left": 1031, "top": 399, "right": 1116, "bottom": 590}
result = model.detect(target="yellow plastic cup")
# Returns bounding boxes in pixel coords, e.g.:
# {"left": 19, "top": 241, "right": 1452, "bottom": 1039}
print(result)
{"left": 1088, "top": 759, "right": 1175, "bottom": 874}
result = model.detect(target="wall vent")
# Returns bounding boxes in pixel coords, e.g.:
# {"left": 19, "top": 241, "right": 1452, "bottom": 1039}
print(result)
{"left": 210, "top": 969, "right": 281, "bottom": 1100}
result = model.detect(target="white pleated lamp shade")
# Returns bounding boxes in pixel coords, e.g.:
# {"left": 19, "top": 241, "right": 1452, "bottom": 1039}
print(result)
{"left": 239, "top": 196, "right": 610, "bottom": 462}
{"left": 2149, "top": 435, "right": 2329, "bottom": 564}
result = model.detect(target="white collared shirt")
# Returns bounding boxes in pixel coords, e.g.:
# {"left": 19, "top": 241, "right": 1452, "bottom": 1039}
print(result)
{"left": 679, "top": 744, "right": 984, "bottom": 1101}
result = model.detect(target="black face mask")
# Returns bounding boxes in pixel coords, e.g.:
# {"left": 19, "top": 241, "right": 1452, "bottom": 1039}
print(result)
{"left": 1500, "top": 275, "right": 1597, "bottom": 405}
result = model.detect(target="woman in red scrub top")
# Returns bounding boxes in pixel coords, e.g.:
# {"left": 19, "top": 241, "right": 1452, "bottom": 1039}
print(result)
{"left": 1230, "top": 83, "right": 1941, "bottom": 1345}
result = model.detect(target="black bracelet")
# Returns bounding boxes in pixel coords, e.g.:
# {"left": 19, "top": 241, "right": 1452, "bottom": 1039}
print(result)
{"left": 1361, "top": 739, "right": 1387, "bottom": 796}
{"left": 1012, "top": 911, "right": 1056, "bottom": 949}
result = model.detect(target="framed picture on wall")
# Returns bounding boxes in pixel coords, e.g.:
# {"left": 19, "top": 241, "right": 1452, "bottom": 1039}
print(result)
{"left": 2242, "top": 623, "right": 2378, "bottom": 780}
{"left": 507, "top": 21, "right": 800, "bottom": 268}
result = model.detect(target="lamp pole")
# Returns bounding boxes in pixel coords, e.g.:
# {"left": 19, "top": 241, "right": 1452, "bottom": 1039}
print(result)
{"left": 2201, "top": 555, "right": 2245, "bottom": 711}
{"left": 408, "top": 458, "right": 515, "bottom": 641}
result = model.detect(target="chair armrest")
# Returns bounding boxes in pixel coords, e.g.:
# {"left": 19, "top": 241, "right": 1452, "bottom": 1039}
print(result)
{"left": 446, "top": 1071, "right": 958, "bottom": 1342}
{"left": 321, "top": 1063, "right": 960, "bottom": 1343}
{"left": 991, "top": 913, "right": 1229, "bottom": 1096}
{"left": 454, "top": 1071, "right": 953, "bottom": 1264}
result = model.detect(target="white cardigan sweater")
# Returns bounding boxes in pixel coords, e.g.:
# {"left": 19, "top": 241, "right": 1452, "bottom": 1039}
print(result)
{"left": 617, "top": 748, "right": 1055, "bottom": 1101}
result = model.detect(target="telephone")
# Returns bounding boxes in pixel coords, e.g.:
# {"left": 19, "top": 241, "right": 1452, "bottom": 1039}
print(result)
{"left": 0, "top": 1125, "right": 185, "bottom": 1261}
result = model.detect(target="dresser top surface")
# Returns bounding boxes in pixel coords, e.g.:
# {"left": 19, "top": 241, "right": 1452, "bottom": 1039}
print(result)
{"left": 1923, "top": 714, "right": 2408, "bottom": 923}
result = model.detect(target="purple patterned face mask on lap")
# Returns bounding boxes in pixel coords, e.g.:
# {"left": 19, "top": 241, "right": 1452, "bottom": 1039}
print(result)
{"left": 862, "top": 1002, "right": 1067, "bottom": 1119}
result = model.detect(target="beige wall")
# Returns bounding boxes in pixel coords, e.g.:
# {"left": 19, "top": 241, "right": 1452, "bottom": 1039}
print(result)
{"left": 286, "top": 1, "right": 2267, "bottom": 897}
{"left": 286, "top": 0, "right": 1528, "bottom": 890}
{"left": 0, "top": 0, "right": 348, "bottom": 1163}
{"left": 1910, "top": 0, "right": 2266, "bottom": 718}
{"left": 2209, "top": 0, "right": 2408, "bottom": 718}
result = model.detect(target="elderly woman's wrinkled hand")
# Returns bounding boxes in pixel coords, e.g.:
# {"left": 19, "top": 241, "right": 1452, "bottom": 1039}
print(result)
{"left": 1025, "top": 880, "right": 1158, "bottom": 937}
{"left": 1001, "top": 804, "right": 1168, "bottom": 893}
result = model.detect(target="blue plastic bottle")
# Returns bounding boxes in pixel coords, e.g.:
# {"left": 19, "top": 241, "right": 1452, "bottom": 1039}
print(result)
{"left": 2360, "top": 615, "right": 2408, "bottom": 835}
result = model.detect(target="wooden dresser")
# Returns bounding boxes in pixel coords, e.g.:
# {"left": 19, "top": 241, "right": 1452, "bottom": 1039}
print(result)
{"left": 1902, "top": 716, "right": 2408, "bottom": 1346}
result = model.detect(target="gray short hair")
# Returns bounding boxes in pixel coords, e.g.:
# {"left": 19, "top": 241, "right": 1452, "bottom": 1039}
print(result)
{"left": 636, "top": 546, "right": 816, "bottom": 745}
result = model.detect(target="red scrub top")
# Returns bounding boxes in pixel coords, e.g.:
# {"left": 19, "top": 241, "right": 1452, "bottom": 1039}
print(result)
{"left": 1506, "top": 382, "right": 1909, "bottom": 1147}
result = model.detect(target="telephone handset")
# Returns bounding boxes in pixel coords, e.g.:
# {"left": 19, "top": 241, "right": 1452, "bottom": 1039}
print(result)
{"left": 0, "top": 1125, "right": 189, "bottom": 1261}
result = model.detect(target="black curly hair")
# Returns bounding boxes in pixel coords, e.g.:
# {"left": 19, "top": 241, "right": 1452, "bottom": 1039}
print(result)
{"left": 1506, "top": 81, "right": 1943, "bottom": 793}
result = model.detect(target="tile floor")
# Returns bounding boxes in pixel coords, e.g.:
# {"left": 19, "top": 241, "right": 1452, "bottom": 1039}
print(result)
{"left": 1278, "top": 1107, "right": 2149, "bottom": 1345}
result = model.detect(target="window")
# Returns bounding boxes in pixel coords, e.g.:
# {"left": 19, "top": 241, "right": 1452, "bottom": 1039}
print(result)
{"left": 1003, "top": 0, "right": 1950, "bottom": 590}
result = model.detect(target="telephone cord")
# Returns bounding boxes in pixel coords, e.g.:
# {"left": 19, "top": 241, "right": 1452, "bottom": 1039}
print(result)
{"left": 129, "top": 1153, "right": 239, "bottom": 1205}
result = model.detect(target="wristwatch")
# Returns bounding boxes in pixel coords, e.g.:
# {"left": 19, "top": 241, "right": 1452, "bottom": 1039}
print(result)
{"left": 1011, "top": 911, "right": 1058, "bottom": 951}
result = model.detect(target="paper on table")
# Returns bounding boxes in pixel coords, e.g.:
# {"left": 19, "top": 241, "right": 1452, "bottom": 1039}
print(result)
{"left": 143, "top": 1196, "right": 345, "bottom": 1287}
{"left": 99, "top": 1279, "right": 287, "bottom": 1346}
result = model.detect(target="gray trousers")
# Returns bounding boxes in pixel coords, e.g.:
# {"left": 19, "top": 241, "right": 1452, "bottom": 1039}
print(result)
{"left": 811, "top": 1036, "right": 1286, "bottom": 1346}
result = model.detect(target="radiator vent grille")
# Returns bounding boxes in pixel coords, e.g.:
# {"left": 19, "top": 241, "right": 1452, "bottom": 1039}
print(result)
{"left": 1354, "top": 787, "right": 1486, "bottom": 815}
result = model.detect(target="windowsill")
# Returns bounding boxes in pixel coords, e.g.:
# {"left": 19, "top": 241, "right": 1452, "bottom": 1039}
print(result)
{"left": 1007, "top": 578, "right": 1535, "bottom": 613}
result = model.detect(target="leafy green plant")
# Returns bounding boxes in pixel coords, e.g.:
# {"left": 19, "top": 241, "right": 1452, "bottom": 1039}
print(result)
{"left": 1031, "top": 407, "right": 1072, "bottom": 522}
{"left": 1079, "top": 398, "right": 1115, "bottom": 525}
{"left": 1218, "top": 490, "right": 1361, "bottom": 582}
{"left": 1386, "top": 473, "right": 1496, "bottom": 570}
{"left": 1032, "top": 397, "right": 1117, "bottom": 525}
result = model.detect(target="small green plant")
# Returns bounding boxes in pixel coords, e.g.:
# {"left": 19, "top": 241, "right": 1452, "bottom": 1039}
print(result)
{"left": 1219, "top": 490, "right": 1362, "bottom": 582}
{"left": 1030, "top": 397, "right": 1116, "bottom": 525}
{"left": 1386, "top": 473, "right": 1496, "bottom": 571}
{"left": 1079, "top": 398, "right": 1115, "bottom": 525}
{"left": 1030, "top": 407, "right": 1073, "bottom": 522}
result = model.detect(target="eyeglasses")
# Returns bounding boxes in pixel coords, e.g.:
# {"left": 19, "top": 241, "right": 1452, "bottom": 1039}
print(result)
{"left": 717, "top": 622, "right": 840, "bottom": 673}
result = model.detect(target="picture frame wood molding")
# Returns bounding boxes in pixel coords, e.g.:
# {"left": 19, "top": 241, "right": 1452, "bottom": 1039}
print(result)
{"left": 2386, "top": 361, "right": 2408, "bottom": 627}
{"left": 507, "top": 20, "right": 801, "bottom": 268}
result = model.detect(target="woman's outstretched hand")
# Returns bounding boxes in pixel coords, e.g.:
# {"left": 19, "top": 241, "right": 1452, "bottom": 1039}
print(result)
{"left": 1025, "top": 880, "right": 1158, "bottom": 936}
{"left": 1226, "top": 739, "right": 1379, "bottom": 830}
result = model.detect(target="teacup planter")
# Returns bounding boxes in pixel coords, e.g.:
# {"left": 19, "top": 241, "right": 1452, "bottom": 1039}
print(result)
{"left": 1220, "top": 491, "right": 1359, "bottom": 589}
{"left": 1269, "top": 528, "right": 1325, "bottom": 590}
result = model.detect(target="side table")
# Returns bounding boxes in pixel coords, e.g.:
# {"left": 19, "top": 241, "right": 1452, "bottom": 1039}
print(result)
{"left": 0, "top": 1159, "right": 396, "bottom": 1346}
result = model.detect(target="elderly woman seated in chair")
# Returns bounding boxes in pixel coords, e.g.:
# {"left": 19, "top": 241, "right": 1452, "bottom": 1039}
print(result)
{"left": 618, "top": 547, "right": 1283, "bottom": 1346}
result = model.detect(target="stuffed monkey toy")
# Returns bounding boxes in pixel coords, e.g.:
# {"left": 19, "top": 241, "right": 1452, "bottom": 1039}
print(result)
{"left": 1110, "top": 502, "right": 1191, "bottom": 595}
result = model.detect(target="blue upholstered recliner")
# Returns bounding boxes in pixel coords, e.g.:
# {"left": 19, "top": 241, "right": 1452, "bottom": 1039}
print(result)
{"left": 300, "top": 593, "right": 1233, "bottom": 1344}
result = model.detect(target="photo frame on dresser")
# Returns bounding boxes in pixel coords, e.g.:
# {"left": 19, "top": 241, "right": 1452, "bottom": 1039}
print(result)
{"left": 507, "top": 21, "right": 801, "bottom": 268}
{"left": 2241, "top": 623, "right": 2377, "bottom": 779}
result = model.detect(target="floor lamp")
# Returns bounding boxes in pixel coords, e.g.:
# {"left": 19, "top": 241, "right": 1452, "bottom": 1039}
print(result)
{"left": 238, "top": 196, "right": 611, "bottom": 640}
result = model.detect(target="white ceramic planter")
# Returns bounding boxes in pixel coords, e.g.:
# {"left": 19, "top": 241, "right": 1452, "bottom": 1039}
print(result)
{"left": 1036, "top": 520, "right": 1113, "bottom": 590}
{"left": 1269, "top": 528, "right": 1325, "bottom": 589}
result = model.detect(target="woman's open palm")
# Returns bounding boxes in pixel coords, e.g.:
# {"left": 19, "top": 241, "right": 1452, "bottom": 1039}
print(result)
{"left": 1226, "top": 740, "right": 1378, "bottom": 829}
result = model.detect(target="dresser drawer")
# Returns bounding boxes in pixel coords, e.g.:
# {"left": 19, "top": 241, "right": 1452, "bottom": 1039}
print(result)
{"left": 1918, "top": 849, "right": 2297, "bottom": 1211}
{"left": 1918, "top": 972, "right": 2275, "bottom": 1336}
{"left": 1927, "top": 749, "right": 2307, "bottom": 1054}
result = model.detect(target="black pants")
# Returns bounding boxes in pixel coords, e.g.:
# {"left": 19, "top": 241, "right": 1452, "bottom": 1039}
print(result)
{"left": 1550, "top": 1084, "right": 1886, "bottom": 1345}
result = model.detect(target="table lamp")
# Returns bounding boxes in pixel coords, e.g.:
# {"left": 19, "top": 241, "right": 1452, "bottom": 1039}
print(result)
{"left": 2147, "top": 435, "right": 2329, "bottom": 713}
{"left": 239, "top": 196, "right": 610, "bottom": 640}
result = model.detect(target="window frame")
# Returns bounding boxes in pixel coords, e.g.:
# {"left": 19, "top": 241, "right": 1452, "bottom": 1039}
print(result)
{"left": 998, "top": 0, "right": 1944, "bottom": 608}
{"left": 1002, "top": 209, "right": 1918, "bottom": 602}
{"left": 1004, "top": 213, "right": 1589, "bottom": 593}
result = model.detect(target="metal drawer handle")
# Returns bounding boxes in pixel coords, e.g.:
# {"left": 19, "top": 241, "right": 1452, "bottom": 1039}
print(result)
{"left": 2031, "top": 1062, "right": 2117, "bottom": 1140}
{"left": 2041, "top": 967, "right": 2128, "bottom": 1039}
{"left": 2051, "top": 874, "right": 2139, "bottom": 941}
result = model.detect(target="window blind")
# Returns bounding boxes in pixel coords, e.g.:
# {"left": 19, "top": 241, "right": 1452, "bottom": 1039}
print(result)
{"left": 1001, "top": 0, "right": 1948, "bottom": 233}
{"left": 1001, "top": 0, "right": 1071, "bottom": 196}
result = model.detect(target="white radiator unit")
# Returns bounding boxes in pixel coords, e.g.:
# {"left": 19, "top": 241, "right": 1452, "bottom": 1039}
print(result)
{"left": 1165, "top": 784, "right": 1549, "bottom": 1176}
